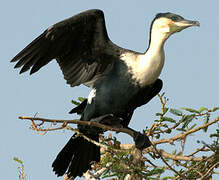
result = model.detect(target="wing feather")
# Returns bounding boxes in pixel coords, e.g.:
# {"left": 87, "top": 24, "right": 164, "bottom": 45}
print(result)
{"left": 11, "top": 9, "right": 118, "bottom": 87}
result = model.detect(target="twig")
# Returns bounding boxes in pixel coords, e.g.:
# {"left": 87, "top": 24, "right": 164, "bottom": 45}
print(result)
{"left": 152, "top": 143, "right": 184, "bottom": 179}
{"left": 156, "top": 149, "right": 203, "bottom": 162}
{"left": 200, "top": 161, "right": 219, "bottom": 180}
{"left": 101, "top": 144, "right": 205, "bottom": 162}
{"left": 65, "top": 126, "right": 108, "bottom": 150}
{"left": 142, "top": 157, "right": 157, "bottom": 168}
{"left": 31, "top": 120, "right": 67, "bottom": 134}
{"left": 153, "top": 118, "right": 184, "bottom": 135}
{"left": 158, "top": 93, "right": 168, "bottom": 114}
{"left": 154, "top": 117, "right": 219, "bottom": 145}
{"left": 20, "top": 116, "right": 219, "bottom": 146}
{"left": 19, "top": 116, "right": 135, "bottom": 138}
{"left": 174, "top": 154, "right": 215, "bottom": 179}
{"left": 20, "top": 115, "right": 217, "bottom": 163}
{"left": 185, "top": 146, "right": 209, "bottom": 157}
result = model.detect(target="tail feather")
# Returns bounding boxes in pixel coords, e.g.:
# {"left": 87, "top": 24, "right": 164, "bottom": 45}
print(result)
{"left": 52, "top": 133, "right": 100, "bottom": 178}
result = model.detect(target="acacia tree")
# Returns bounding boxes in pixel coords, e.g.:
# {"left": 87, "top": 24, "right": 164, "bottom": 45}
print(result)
{"left": 18, "top": 93, "right": 219, "bottom": 180}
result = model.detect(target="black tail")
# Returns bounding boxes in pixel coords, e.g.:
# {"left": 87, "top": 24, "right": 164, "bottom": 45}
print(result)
{"left": 52, "top": 133, "right": 100, "bottom": 178}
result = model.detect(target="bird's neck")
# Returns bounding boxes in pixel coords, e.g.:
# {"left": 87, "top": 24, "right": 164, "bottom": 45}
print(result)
{"left": 147, "top": 28, "right": 169, "bottom": 53}
{"left": 132, "top": 29, "right": 169, "bottom": 86}
{"left": 121, "top": 29, "right": 170, "bottom": 87}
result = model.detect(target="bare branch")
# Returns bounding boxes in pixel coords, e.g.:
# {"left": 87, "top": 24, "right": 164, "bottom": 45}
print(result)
{"left": 185, "top": 146, "right": 210, "bottom": 157}
{"left": 156, "top": 149, "right": 203, "bottom": 162}
{"left": 19, "top": 116, "right": 135, "bottom": 138}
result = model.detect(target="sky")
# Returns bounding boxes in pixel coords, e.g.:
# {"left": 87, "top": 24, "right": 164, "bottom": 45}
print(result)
{"left": 1, "top": 0, "right": 219, "bottom": 179}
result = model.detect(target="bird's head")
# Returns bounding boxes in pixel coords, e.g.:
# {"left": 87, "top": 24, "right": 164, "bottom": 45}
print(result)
{"left": 151, "top": 12, "right": 200, "bottom": 38}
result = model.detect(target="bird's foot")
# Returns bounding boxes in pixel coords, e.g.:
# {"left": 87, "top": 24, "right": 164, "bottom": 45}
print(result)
{"left": 133, "top": 131, "right": 151, "bottom": 150}
{"left": 90, "top": 114, "right": 123, "bottom": 128}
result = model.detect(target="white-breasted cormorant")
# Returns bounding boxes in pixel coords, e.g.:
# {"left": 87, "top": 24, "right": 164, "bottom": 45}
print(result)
{"left": 11, "top": 9, "right": 199, "bottom": 179}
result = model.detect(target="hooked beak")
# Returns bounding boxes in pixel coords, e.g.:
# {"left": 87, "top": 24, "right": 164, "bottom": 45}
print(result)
{"left": 174, "top": 19, "right": 200, "bottom": 29}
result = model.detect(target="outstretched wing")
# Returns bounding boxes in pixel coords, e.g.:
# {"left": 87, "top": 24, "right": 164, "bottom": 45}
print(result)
{"left": 11, "top": 9, "right": 116, "bottom": 87}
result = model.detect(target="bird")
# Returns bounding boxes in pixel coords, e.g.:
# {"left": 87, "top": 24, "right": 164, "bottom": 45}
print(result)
{"left": 11, "top": 9, "right": 199, "bottom": 179}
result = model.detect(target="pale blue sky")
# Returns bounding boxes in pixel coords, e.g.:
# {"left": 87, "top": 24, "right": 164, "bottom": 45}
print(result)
{"left": 1, "top": 0, "right": 219, "bottom": 179}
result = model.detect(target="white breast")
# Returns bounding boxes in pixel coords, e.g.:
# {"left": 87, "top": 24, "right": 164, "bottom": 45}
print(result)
{"left": 121, "top": 50, "right": 165, "bottom": 87}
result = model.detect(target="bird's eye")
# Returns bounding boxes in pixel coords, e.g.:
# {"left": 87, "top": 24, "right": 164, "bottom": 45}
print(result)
{"left": 171, "top": 16, "right": 179, "bottom": 21}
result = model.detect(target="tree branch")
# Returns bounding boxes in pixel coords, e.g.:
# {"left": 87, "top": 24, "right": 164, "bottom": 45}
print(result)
{"left": 19, "top": 116, "right": 135, "bottom": 138}
{"left": 20, "top": 116, "right": 219, "bottom": 144}
{"left": 19, "top": 115, "right": 219, "bottom": 179}
{"left": 20, "top": 115, "right": 213, "bottom": 163}
{"left": 174, "top": 154, "right": 216, "bottom": 180}
{"left": 200, "top": 161, "right": 219, "bottom": 180}
{"left": 154, "top": 117, "right": 219, "bottom": 145}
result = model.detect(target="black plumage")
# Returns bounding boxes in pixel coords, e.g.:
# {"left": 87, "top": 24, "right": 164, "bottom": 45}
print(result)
{"left": 11, "top": 9, "right": 117, "bottom": 87}
{"left": 11, "top": 9, "right": 199, "bottom": 179}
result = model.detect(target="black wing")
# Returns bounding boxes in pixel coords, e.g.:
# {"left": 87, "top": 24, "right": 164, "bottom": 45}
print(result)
{"left": 11, "top": 9, "right": 116, "bottom": 87}
{"left": 122, "top": 79, "right": 163, "bottom": 127}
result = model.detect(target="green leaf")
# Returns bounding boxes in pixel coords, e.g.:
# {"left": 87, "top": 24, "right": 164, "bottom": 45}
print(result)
{"left": 182, "top": 115, "right": 195, "bottom": 129}
{"left": 172, "top": 149, "right": 177, "bottom": 155}
{"left": 210, "top": 133, "right": 219, "bottom": 138}
{"left": 176, "top": 128, "right": 186, "bottom": 132}
{"left": 155, "top": 134, "right": 160, "bottom": 139}
{"left": 156, "top": 113, "right": 163, "bottom": 116}
{"left": 166, "top": 129, "right": 172, "bottom": 134}
{"left": 169, "top": 109, "right": 183, "bottom": 116}
{"left": 181, "top": 107, "right": 199, "bottom": 114}
{"left": 182, "top": 114, "right": 195, "bottom": 122}
{"left": 212, "top": 107, "right": 219, "bottom": 112}
{"left": 199, "top": 107, "right": 208, "bottom": 113}
{"left": 71, "top": 99, "right": 80, "bottom": 105}
{"left": 160, "top": 92, "right": 165, "bottom": 97}
{"left": 161, "top": 117, "right": 176, "bottom": 123}
{"left": 162, "top": 177, "right": 175, "bottom": 180}
{"left": 13, "top": 157, "right": 23, "bottom": 165}
{"left": 189, "top": 124, "right": 196, "bottom": 130}
{"left": 78, "top": 97, "right": 86, "bottom": 102}
{"left": 153, "top": 168, "right": 164, "bottom": 174}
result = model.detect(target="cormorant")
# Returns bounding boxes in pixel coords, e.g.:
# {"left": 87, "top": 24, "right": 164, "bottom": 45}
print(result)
{"left": 11, "top": 9, "right": 199, "bottom": 179}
